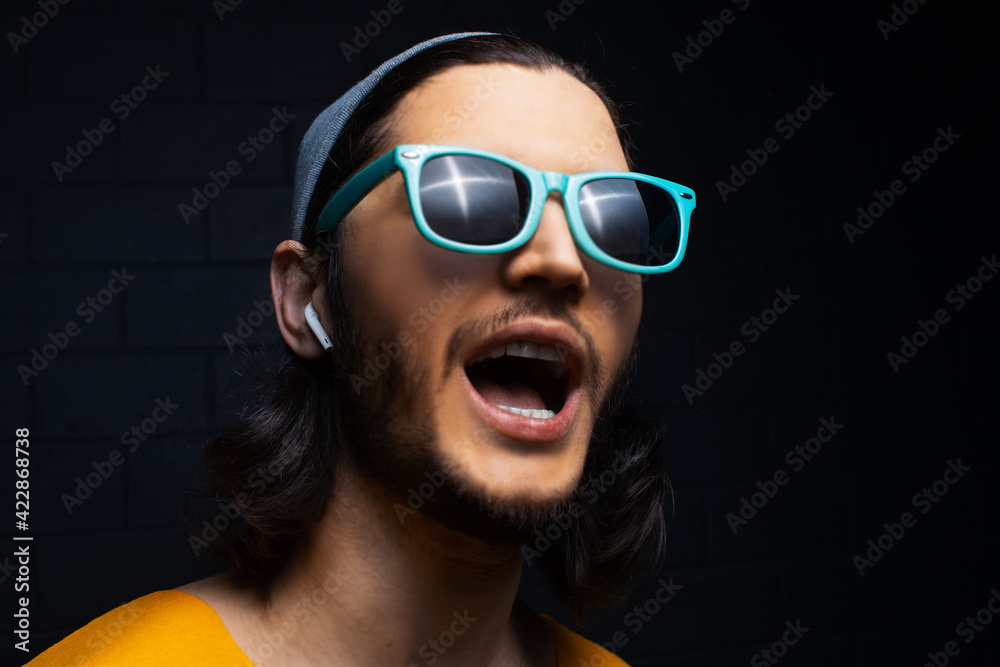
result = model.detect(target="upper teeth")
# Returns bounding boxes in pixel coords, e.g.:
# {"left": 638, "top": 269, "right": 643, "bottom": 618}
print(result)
{"left": 472, "top": 340, "right": 563, "bottom": 364}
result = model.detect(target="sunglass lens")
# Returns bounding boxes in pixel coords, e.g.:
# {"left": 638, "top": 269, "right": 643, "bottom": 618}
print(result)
{"left": 418, "top": 155, "right": 530, "bottom": 245}
{"left": 578, "top": 179, "right": 680, "bottom": 267}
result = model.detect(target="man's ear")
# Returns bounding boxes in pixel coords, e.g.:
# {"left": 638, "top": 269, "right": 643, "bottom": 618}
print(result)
{"left": 271, "top": 240, "right": 330, "bottom": 359}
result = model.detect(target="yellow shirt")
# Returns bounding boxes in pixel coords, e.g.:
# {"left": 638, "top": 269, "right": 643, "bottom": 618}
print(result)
{"left": 25, "top": 591, "right": 630, "bottom": 666}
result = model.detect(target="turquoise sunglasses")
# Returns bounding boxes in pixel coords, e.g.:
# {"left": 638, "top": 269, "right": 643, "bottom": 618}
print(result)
{"left": 315, "top": 144, "right": 696, "bottom": 274}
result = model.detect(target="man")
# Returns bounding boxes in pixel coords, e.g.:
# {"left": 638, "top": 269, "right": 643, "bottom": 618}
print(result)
{"left": 28, "top": 32, "right": 693, "bottom": 666}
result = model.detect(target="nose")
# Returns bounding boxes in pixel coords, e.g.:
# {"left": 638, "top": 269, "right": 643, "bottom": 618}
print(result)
{"left": 502, "top": 190, "right": 590, "bottom": 297}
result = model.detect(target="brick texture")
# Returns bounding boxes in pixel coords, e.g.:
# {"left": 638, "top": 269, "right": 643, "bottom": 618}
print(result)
{"left": 3, "top": 2, "right": 995, "bottom": 664}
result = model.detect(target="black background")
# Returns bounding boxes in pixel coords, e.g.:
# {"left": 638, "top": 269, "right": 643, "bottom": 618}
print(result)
{"left": 2, "top": 0, "right": 997, "bottom": 665}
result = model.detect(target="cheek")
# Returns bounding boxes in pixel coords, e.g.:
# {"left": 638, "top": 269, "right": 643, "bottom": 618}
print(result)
{"left": 343, "top": 219, "right": 495, "bottom": 342}
{"left": 587, "top": 272, "right": 643, "bottom": 371}
{"left": 342, "top": 222, "right": 418, "bottom": 332}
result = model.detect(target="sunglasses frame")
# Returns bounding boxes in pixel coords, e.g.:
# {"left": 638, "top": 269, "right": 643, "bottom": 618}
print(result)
{"left": 315, "top": 144, "right": 696, "bottom": 274}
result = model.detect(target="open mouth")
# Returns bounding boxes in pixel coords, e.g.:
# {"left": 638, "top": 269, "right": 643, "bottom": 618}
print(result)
{"left": 464, "top": 340, "right": 572, "bottom": 420}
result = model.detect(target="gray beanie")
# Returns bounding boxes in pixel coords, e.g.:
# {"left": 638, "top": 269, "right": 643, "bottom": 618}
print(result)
{"left": 290, "top": 31, "right": 496, "bottom": 241}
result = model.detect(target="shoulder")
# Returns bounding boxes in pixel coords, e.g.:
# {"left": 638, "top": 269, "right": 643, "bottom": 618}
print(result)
{"left": 540, "top": 614, "right": 633, "bottom": 667}
{"left": 24, "top": 590, "right": 254, "bottom": 667}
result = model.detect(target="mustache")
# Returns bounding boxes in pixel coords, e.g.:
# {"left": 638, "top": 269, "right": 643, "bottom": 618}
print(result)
{"left": 444, "top": 295, "right": 605, "bottom": 384}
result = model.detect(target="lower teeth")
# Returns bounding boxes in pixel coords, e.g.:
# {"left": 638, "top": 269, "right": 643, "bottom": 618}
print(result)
{"left": 496, "top": 405, "right": 556, "bottom": 420}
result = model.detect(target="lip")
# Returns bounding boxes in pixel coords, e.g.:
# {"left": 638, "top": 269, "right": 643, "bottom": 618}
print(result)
{"left": 460, "top": 319, "right": 585, "bottom": 443}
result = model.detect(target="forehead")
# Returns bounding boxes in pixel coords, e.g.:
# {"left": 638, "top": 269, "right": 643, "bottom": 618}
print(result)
{"left": 390, "top": 62, "right": 628, "bottom": 174}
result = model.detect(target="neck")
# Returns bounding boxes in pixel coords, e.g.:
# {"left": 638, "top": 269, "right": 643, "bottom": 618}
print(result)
{"left": 240, "top": 454, "right": 537, "bottom": 667}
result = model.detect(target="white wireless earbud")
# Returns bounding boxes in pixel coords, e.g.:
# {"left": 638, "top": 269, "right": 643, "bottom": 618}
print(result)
{"left": 304, "top": 301, "right": 333, "bottom": 351}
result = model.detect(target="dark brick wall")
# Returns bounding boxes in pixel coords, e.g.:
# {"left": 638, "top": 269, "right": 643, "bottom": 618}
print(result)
{"left": 2, "top": 1, "right": 996, "bottom": 665}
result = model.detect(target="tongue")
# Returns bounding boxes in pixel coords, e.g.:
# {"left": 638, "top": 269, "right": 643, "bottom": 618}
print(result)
{"left": 471, "top": 378, "right": 547, "bottom": 411}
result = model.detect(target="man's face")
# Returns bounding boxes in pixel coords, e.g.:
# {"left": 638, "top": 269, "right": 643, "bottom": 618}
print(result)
{"left": 334, "top": 63, "right": 643, "bottom": 537}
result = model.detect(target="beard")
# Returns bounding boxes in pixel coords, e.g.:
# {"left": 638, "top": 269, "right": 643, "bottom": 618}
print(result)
{"left": 326, "top": 268, "right": 639, "bottom": 547}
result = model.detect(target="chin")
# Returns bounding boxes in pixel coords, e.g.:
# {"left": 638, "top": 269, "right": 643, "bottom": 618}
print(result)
{"left": 384, "top": 423, "right": 584, "bottom": 544}
{"left": 435, "top": 398, "right": 592, "bottom": 491}
{"left": 463, "top": 459, "right": 583, "bottom": 506}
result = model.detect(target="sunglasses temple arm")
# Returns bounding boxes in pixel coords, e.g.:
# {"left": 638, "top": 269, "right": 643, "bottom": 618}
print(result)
{"left": 315, "top": 150, "right": 400, "bottom": 233}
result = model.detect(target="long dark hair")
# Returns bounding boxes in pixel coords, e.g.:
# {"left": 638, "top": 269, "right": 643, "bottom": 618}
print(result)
{"left": 192, "top": 33, "right": 671, "bottom": 624}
